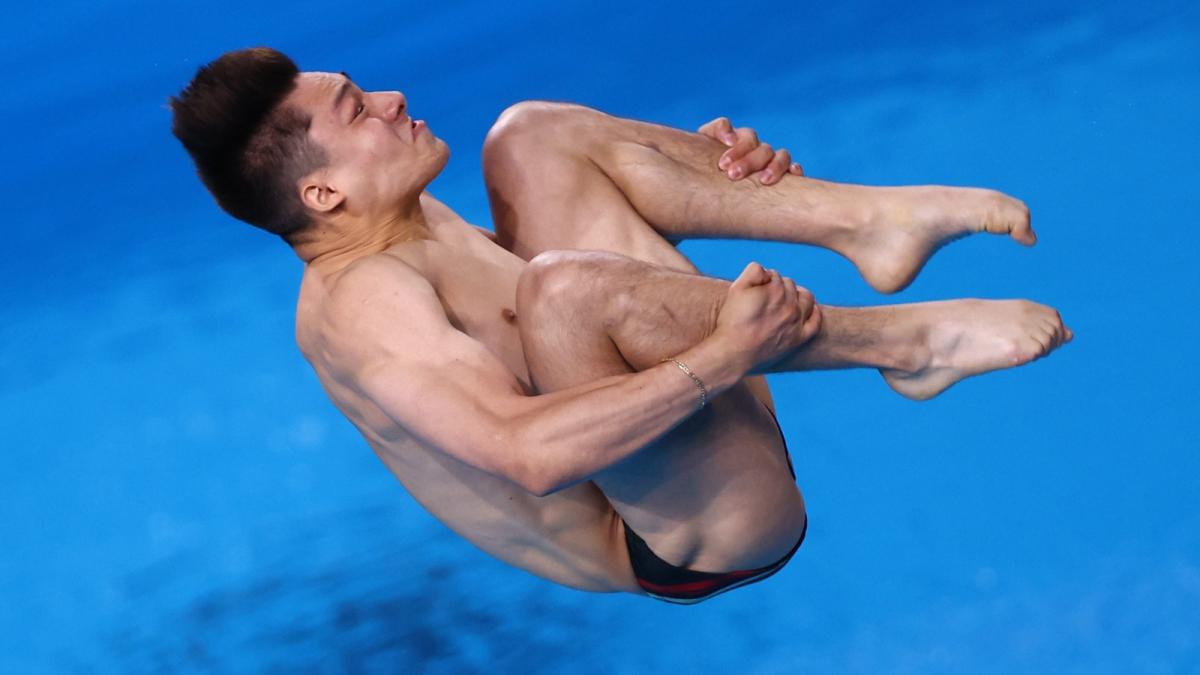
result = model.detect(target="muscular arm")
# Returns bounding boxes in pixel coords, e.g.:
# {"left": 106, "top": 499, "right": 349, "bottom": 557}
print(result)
{"left": 329, "top": 258, "right": 749, "bottom": 497}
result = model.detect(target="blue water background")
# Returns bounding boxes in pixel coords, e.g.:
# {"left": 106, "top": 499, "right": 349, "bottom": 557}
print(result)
{"left": 2, "top": 0, "right": 1198, "bottom": 671}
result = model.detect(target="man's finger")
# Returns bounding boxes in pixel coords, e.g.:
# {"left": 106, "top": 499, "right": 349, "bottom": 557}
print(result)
{"left": 796, "top": 286, "right": 816, "bottom": 319}
{"left": 732, "top": 261, "right": 770, "bottom": 288}
{"left": 729, "top": 144, "right": 774, "bottom": 180}
{"left": 719, "top": 127, "right": 760, "bottom": 171}
{"left": 718, "top": 119, "right": 737, "bottom": 145}
{"left": 789, "top": 162, "right": 805, "bottom": 176}
{"left": 783, "top": 277, "right": 798, "bottom": 304}
{"left": 765, "top": 268, "right": 781, "bottom": 286}
{"left": 768, "top": 269, "right": 785, "bottom": 302}
{"left": 759, "top": 148, "right": 792, "bottom": 185}
{"left": 699, "top": 117, "right": 738, "bottom": 146}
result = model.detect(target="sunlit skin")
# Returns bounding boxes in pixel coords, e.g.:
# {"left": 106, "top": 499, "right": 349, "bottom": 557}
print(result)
{"left": 281, "top": 71, "right": 1070, "bottom": 594}
{"left": 288, "top": 72, "right": 449, "bottom": 267}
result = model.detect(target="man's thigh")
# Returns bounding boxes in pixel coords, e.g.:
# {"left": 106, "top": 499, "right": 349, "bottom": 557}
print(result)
{"left": 515, "top": 252, "right": 803, "bottom": 569}
{"left": 483, "top": 102, "right": 696, "bottom": 272}
{"left": 490, "top": 104, "right": 779, "bottom": 412}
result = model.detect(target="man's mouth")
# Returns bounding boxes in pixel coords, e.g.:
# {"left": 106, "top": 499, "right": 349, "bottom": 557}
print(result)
{"left": 412, "top": 119, "right": 425, "bottom": 138}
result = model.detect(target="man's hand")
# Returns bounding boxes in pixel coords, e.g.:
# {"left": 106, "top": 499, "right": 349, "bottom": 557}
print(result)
{"left": 698, "top": 117, "right": 805, "bottom": 186}
{"left": 713, "top": 262, "right": 821, "bottom": 373}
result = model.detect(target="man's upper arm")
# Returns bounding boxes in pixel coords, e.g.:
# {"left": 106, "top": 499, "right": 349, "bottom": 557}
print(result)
{"left": 328, "top": 259, "right": 529, "bottom": 482}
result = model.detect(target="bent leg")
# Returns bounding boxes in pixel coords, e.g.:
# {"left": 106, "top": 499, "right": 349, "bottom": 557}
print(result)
{"left": 515, "top": 251, "right": 1070, "bottom": 571}
{"left": 516, "top": 251, "right": 806, "bottom": 574}
{"left": 483, "top": 102, "right": 1034, "bottom": 293}
{"left": 519, "top": 250, "right": 1071, "bottom": 402}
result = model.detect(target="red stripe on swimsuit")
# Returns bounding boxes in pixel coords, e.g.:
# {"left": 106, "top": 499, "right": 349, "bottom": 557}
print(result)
{"left": 621, "top": 404, "right": 805, "bottom": 604}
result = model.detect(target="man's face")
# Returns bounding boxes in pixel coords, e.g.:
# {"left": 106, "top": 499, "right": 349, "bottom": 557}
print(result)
{"left": 287, "top": 71, "right": 449, "bottom": 217}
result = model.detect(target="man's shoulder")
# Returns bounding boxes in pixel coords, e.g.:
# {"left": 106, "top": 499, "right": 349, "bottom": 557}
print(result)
{"left": 420, "top": 192, "right": 497, "bottom": 243}
{"left": 298, "top": 253, "right": 441, "bottom": 356}
{"left": 331, "top": 252, "right": 426, "bottom": 299}
{"left": 309, "top": 252, "right": 432, "bottom": 314}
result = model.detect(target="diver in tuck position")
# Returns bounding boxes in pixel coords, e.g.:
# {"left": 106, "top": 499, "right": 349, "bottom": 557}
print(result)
{"left": 171, "top": 47, "right": 1071, "bottom": 604}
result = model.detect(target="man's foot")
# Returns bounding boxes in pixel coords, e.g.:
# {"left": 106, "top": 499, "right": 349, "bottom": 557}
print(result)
{"left": 849, "top": 187, "right": 1035, "bottom": 294}
{"left": 881, "top": 299, "right": 1071, "bottom": 400}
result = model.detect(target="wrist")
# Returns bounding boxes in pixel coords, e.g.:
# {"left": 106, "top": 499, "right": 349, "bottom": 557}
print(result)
{"left": 661, "top": 357, "right": 709, "bottom": 410}
{"left": 711, "top": 328, "right": 757, "bottom": 373}
{"left": 679, "top": 332, "right": 753, "bottom": 395}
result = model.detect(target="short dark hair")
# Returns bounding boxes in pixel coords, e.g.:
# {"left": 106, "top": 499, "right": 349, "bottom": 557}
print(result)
{"left": 170, "top": 47, "right": 327, "bottom": 238}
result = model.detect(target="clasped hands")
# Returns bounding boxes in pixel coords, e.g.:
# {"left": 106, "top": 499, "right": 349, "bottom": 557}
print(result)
{"left": 698, "top": 117, "right": 819, "bottom": 368}
{"left": 697, "top": 116, "right": 803, "bottom": 186}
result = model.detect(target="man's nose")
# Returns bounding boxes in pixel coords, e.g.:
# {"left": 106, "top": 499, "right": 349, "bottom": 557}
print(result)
{"left": 382, "top": 92, "right": 406, "bottom": 120}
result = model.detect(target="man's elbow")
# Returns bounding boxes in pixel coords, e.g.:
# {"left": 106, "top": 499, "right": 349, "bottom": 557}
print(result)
{"left": 499, "top": 429, "right": 568, "bottom": 494}
{"left": 508, "top": 456, "right": 565, "bottom": 498}
{"left": 524, "top": 474, "right": 562, "bottom": 499}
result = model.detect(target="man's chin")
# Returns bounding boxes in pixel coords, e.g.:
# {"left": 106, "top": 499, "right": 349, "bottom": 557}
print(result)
{"left": 406, "top": 147, "right": 450, "bottom": 194}
{"left": 429, "top": 141, "right": 451, "bottom": 175}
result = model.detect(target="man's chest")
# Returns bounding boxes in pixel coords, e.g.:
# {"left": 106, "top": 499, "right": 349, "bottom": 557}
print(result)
{"left": 425, "top": 249, "right": 533, "bottom": 392}
{"left": 444, "top": 277, "right": 527, "bottom": 378}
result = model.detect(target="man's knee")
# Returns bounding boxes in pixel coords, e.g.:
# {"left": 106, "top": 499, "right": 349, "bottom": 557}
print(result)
{"left": 483, "top": 101, "right": 603, "bottom": 174}
{"left": 517, "top": 250, "right": 601, "bottom": 311}
{"left": 486, "top": 101, "right": 591, "bottom": 150}
{"left": 516, "top": 250, "right": 632, "bottom": 324}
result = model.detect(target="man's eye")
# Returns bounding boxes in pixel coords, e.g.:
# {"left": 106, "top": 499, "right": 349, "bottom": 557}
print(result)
{"left": 355, "top": 103, "right": 365, "bottom": 118}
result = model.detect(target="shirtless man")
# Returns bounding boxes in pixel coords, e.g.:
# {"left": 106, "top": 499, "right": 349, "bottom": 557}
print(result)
{"left": 171, "top": 48, "right": 1071, "bottom": 604}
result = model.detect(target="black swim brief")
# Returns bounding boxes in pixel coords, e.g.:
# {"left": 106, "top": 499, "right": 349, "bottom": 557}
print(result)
{"left": 622, "top": 405, "right": 806, "bottom": 604}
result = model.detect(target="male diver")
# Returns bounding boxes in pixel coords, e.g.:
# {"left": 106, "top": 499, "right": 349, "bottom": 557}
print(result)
{"left": 171, "top": 48, "right": 1071, "bottom": 603}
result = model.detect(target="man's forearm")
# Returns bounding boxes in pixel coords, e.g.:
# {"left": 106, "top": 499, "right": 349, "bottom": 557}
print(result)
{"left": 510, "top": 335, "right": 747, "bottom": 496}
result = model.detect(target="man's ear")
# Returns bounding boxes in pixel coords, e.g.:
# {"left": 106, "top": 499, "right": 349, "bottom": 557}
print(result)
{"left": 299, "top": 172, "right": 346, "bottom": 214}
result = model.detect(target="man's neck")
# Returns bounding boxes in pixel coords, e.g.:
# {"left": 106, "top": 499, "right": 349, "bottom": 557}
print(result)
{"left": 293, "top": 197, "right": 432, "bottom": 273}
